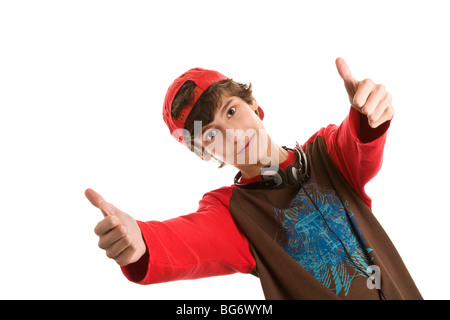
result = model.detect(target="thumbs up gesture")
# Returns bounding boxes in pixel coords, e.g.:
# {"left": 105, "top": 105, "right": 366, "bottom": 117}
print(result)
{"left": 85, "top": 188, "right": 147, "bottom": 266}
{"left": 335, "top": 57, "right": 394, "bottom": 128}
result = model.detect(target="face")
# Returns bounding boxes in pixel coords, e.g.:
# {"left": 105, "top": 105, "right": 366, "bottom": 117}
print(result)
{"left": 192, "top": 94, "right": 277, "bottom": 170}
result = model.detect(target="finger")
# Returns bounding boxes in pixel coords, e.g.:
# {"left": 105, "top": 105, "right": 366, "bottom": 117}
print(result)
{"left": 361, "top": 84, "right": 387, "bottom": 116}
{"left": 98, "top": 224, "right": 127, "bottom": 249}
{"left": 369, "top": 105, "right": 394, "bottom": 128}
{"left": 335, "top": 57, "right": 354, "bottom": 83}
{"left": 94, "top": 215, "right": 121, "bottom": 236}
{"left": 336, "top": 57, "right": 357, "bottom": 88}
{"left": 368, "top": 92, "right": 392, "bottom": 125}
{"left": 85, "top": 188, "right": 114, "bottom": 217}
{"left": 352, "top": 78, "right": 375, "bottom": 109}
{"left": 114, "top": 246, "right": 136, "bottom": 266}
{"left": 105, "top": 236, "right": 132, "bottom": 261}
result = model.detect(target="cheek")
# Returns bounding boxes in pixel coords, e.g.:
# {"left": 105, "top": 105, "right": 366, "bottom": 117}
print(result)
{"left": 201, "top": 135, "right": 227, "bottom": 161}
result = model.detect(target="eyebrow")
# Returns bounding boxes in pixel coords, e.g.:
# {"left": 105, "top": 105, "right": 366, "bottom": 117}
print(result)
{"left": 201, "top": 97, "right": 235, "bottom": 133}
{"left": 220, "top": 97, "right": 235, "bottom": 116}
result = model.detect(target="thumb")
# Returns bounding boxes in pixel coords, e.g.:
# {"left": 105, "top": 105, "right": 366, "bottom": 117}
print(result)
{"left": 85, "top": 188, "right": 114, "bottom": 217}
{"left": 335, "top": 57, "right": 358, "bottom": 92}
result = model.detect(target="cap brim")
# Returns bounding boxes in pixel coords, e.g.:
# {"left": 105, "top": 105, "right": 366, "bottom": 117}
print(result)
{"left": 257, "top": 106, "right": 264, "bottom": 120}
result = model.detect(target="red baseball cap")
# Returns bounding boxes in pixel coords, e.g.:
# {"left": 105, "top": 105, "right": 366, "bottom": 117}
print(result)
{"left": 162, "top": 67, "right": 264, "bottom": 146}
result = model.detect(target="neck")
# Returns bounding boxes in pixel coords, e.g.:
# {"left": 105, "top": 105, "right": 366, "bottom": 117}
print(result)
{"left": 237, "top": 140, "right": 289, "bottom": 179}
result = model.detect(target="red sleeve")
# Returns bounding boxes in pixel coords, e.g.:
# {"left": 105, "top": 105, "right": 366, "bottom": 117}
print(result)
{"left": 303, "top": 107, "right": 391, "bottom": 209}
{"left": 120, "top": 186, "right": 255, "bottom": 284}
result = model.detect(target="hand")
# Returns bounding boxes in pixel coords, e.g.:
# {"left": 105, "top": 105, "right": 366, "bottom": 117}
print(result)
{"left": 85, "top": 188, "right": 147, "bottom": 266}
{"left": 336, "top": 57, "right": 394, "bottom": 128}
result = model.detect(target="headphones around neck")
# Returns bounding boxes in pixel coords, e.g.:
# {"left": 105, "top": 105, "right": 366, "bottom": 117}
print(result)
{"left": 234, "top": 142, "right": 310, "bottom": 189}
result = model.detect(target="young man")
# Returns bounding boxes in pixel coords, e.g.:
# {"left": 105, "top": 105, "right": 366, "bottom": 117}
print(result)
{"left": 85, "top": 58, "right": 422, "bottom": 299}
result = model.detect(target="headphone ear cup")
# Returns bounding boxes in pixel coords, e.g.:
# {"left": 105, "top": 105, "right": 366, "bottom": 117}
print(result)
{"left": 260, "top": 166, "right": 287, "bottom": 188}
{"left": 296, "top": 142, "right": 310, "bottom": 183}
{"left": 286, "top": 164, "right": 301, "bottom": 188}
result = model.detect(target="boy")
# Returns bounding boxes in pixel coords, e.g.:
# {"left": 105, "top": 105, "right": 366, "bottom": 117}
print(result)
{"left": 85, "top": 58, "right": 422, "bottom": 299}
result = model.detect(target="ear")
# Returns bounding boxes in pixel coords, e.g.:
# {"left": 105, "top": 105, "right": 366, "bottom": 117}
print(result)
{"left": 250, "top": 98, "right": 258, "bottom": 111}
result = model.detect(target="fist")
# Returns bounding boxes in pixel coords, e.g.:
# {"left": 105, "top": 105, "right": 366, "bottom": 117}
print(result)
{"left": 85, "top": 188, "right": 147, "bottom": 266}
{"left": 336, "top": 57, "right": 394, "bottom": 128}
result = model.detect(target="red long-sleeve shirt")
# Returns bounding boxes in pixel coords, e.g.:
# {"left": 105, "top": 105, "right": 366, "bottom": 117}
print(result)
{"left": 121, "top": 107, "right": 390, "bottom": 285}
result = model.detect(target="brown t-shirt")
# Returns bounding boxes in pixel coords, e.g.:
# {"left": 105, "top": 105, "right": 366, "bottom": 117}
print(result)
{"left": 229, "top": 136, "right": 422, "bottom": 299}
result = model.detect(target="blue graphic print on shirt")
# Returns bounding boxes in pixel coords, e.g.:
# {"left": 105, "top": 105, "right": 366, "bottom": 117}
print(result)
{"left": 273, "top": 180, "right": 374, "bottom": 296}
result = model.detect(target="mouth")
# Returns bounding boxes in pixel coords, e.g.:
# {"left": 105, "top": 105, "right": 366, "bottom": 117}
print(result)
{"left": 237, "top": 134, "right": 255, "bottom": 155}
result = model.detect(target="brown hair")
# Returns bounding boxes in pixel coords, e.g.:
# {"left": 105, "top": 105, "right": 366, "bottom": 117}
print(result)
{"left": 171, "top": 79, "right": 259, "bottom": 167}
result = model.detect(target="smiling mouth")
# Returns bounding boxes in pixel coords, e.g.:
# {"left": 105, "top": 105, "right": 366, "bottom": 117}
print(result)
{"left": 237, "top": 134, "right": 255, "bottom": 155}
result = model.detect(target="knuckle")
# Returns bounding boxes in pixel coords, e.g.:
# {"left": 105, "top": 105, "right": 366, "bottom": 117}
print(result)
{"left": 98, "top": 238, "right": 106, "bottom": 249}
{"left": 353, "top": 97, "right": 363, "bottom": 109}
{"left": 388, "top": 105, "right": 395, "bottom": 117}
{"left": 118, "top": 225, "right": 127, "bottom": 236}
{"left": 116, "top": 249, "right": 134, "bottom": 266}
{"left": 362, "top": 78, "right": 374, "bottom": 86}
{"left": 360, "top": 105, "right": 370, "bottom": 115}
{"left": 367, "top": 117, "right": 378, "bottom": 127}
{"left": 105, "top": 249, "right": 115, "bottom": 259}
{"left": 386, "top": 92, "right": 393, "bottom": 102}
{"left": 361, "top": 105, "right": 369, "bottom": 114}
{"left": 114, "top": 253, "right": 127, "bottom": 266}
{"left": 376, "top": 84, "right": 386, "bottom": 92}
{"left": 115, "top": 257, "right": 127, "bottom": 266}
{"left": 95, "top": 216, "right": 121, "bottom": 237}
{"left": 94, "top": 225, "right": 101, "bottom": 236}
{"left": 94, "top": 221, "right": 106, "bottom": 235}
{"left": 122, "top": 235, "right": 132, "bottom": 247}
{"left": 107, "top": 215, "right": 120, "bottom": 227}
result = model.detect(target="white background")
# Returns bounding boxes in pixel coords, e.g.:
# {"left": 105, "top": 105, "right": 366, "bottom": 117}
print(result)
{"left": 1, "top": 0, "right": 449, "bottom": 300}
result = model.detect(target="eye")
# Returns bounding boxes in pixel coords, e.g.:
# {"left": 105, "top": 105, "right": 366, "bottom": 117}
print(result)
{"left": 204, "top": 128, "right": 218, "bottom": 141}
{"left": 227, "top": 107, "right": 236, "bottom": 118}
